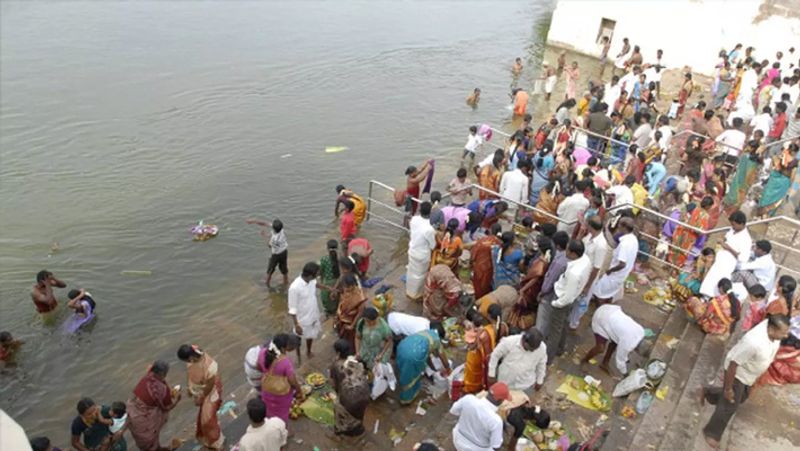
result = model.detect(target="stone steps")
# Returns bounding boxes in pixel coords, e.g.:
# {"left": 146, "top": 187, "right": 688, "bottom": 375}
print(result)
{"left": 656, "top": 334, "right": 726, "bottom": 451}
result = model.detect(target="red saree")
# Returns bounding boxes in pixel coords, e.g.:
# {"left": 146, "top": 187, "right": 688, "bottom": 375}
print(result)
{"left": 470, "top": 236, "right": 501, "bottom": 298}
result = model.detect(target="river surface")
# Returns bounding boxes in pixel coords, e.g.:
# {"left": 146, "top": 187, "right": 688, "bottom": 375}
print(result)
{"left": 0, "top": 0, "right": 552, "bottom": 442}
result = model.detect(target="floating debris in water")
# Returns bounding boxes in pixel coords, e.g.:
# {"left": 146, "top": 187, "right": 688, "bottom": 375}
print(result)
{"left": 280, "top": 153, "right": 292, "bottom": 158}
{"left": 325, "top": 146, "right": 348, "bottom": 153}
{"left": 120, "top": 270, "right": 152, "bottom": 276}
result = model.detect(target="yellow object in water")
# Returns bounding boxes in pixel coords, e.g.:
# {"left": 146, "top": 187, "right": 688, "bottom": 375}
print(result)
{"left": 325, "top": 146, "right": 348, "bottom": 153}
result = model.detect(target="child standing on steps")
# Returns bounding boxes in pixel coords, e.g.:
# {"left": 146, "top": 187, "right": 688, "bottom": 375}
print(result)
{"left": 246, "top": 217, "right": 289, "bottom": 288}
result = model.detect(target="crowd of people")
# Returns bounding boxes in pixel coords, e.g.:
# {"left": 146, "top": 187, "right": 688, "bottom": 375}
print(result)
{"left": 4, "top": 36, "right": 800, "bottom": 451}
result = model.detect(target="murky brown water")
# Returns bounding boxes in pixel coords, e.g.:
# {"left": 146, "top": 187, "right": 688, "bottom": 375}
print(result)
{"left": 0, "top": 0, "right": 554, "bottom": 443}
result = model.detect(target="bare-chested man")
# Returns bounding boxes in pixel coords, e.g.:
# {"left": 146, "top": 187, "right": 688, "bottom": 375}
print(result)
{"left": 31, "top": 270, "right": 66, "bottom": 314}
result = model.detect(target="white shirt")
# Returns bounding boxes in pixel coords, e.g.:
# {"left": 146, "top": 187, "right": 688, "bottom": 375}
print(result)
{"left": 584, "top": 232, "right": 610, "bottom": 272}
{"left": 477, "top": 153, "right": 495, "bottom": 169}
{"left": 655, "top": 125, "right": 672, "bottom": 150}
{"left": 270, "top": 230, "right": 288, "bottom": 254}
{"left": 499, "top": 169, "right": 529, "bottom": 206}
{"left": 238, "top": 418, "right": 288, "bottom": 451}
{"left": 607, "top": 184, "right": 633, "bottom": 208}
{"left": 465, "top": 134, "right": 484, "bottom": 153}
{"left": 556, "top": 193, "right": 590, "bottom": 233}
{"left": 724, "top": 319, "right": 781, "bottom": 386}
{"left": 287, "top": 277, "right": 320, "bottom": 327}
{"left": 552, "top": 254, "right": 592, "bottom": 308}
{"left": 739, "top": 254, "right": 777, "bottom": 291}
{"left": 749, "top": 113, "right": 774, "bottom": 136}
{"left": 643, "top": 66, "right": 661, "bottom": 83}
{"left": 244, "top": 345, "right": 264, "bottom": 388}
{"left": 619, "top": 72, "right": 638, "bottom": 93}
{"left": 591, "top": 304, "right": 644, "bottom": 374}
{"left": 633, "top": 123, "right": 653, "bottom": 148}
{"left": 408, "top": 215, "right": 436, "bottom": 255}
{"left": 700, "top": 228, "right": 753, "bottom": 297}
{"left": 387, "top": 312, "right": 430, "bottom": 336}
{"left": 488, "top": 335, "right": 547, "bottom": 390}
{"left": 715, "top": 129, "right": 746, "bottom": 156}
{"left": 592, "top": 233, "right": 639, "bottom": 299}
{"left": 450, "top": 395, "right": 504, "bottom": 451}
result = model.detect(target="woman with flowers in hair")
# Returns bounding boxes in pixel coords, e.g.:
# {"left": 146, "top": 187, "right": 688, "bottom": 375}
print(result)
{"left": 176, "top": 344, "right": 224, "bottom": 449}
{"left": 256, "top": 334, "right": 305, "bottom": 427}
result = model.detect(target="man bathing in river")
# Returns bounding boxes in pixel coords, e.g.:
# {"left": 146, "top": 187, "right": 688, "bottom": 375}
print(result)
{"left": 31, "top": 270, "right": 66, "bottom": 314}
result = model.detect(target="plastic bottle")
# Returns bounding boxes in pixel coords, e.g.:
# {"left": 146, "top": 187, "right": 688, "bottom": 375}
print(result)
{"left": 636, "top": 391, "right": 654, "bottom": 414}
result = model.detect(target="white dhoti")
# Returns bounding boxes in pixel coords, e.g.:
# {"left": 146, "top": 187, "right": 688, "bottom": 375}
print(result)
{"left": 406, "top": 248, "right": 431, "bottom": 299}
{"left": 592, "top": 271, "right": 626, "bottom": 300}
{"left": 545, "top": 75, "right": 557, "bottom": 94}
{"left": 699, "top": 251, "right": 738, "bottom": 298}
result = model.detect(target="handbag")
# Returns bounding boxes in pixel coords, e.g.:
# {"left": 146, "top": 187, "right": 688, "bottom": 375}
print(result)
{"left": 260, "top": 356, "right": 290, "bottom": 395}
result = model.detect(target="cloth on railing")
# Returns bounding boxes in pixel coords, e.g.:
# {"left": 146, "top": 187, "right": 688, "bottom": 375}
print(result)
{"left": 422, "top": 159, "right": 435, "bottom": 194}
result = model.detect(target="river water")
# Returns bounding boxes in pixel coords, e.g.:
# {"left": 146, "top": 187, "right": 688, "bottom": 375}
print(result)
{"left": 0, "top": 0, "right": 552, "bottom": 442}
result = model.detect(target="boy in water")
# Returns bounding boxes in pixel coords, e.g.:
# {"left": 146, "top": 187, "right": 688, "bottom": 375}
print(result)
{"left": 0, "top": 331, "right": 24, "bottom": 366}
{"left": 462, "top": 125, "right": 484, "bottom": 169}
{"left": 466, "top": 88, "right": 481, "bottom": 107}
{"left": 246, "top": 218, "right": 289, "bottom": 287}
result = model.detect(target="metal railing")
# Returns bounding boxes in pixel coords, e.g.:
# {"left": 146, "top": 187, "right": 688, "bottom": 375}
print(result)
{"left": 364, "top": 177, "right": 800, "bottom": 277}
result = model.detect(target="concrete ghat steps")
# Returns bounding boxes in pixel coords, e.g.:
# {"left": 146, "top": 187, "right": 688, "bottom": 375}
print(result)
{"left": 625, "top": 320, "right": 702, "bottom": 450}
{"left": 656, "top": 334, "right": 727, "bottom": 451}
{"left": 600, "top": 302, "right": 690, "bottom": 450}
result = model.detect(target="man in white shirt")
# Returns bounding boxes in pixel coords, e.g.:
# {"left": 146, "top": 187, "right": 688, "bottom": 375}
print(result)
{"left": 556, "top": 179, "right": 590, "bottom": 235}
{"left": 582, "top": 304, "right": 644, "bottom": 375}
{"left": 288, "top": 262, "right": 321, "bottom": 358}
{"left": 632, "top": 112, "right": 653, "bottom": 148}
{"left": 244, "top": 342, "right": 268, "bottom": 389}
{"left": 499, "top": 159, "right": 530, "bottom": 220}
{"left": 700, "top": 211, "right": 752, "bottom": 297}
{"left": 542, "top": 240, "right": 592, "bottom": 362}
{"left": 604, "top": 75, "right": 621, "bottom": 117}
{"left": 749, "top": 106, "right": 774, "bottom": 137}
{"left": 700, "top": 314, "right": 789, "bottom": 448}
{"left": 238, "top": 398, "right": 288, "bottom": 451}
{"left": 387, "top": 311, "right": 430, "bottom": 337}
{"left": 488, "top": 329, "right": 548, "bottom": 391}
{"left": 570, "top": 216, "right": 609, "bottom": 329}
{"left": 732, "top": 240, "right": 776, "bottom": 291}
{"left": 449, "top": 382, "right": 509, "bottom": 451}
{"left": 716, "top": 117, "right": 746, "bottom": 164}
{"left": 463, "top": 125, "right": 484, "bottom": 168}
{"left": 406, "top": 202, "right": 437, "bottom": 299}
{"left": 592, "top": 217, "right": 638, "bottom": 302}
{"left": 607, "top": 176, "right": 635, "bottom": 210}
{"left": 652, "top": 115, "right": 672, "bottom": 151}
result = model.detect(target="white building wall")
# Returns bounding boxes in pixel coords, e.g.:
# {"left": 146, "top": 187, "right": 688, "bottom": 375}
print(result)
{"left": 546, "top": 0, "right": 800, "bottom": 74}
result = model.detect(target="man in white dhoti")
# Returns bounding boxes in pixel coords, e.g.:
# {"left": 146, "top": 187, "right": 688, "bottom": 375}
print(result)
{"left": 543, "top": 62, "right": 557, "bottom": 101}
{"left": 735, "top": 64, "right": 759, "bottom": 110}
{"left": 406, "top": 201, "right": 436, "bottom": 300}
{"left": 592, "top": 217, "right": 638, "bottom": 302}
{"left": 700, "top": 211, "right": 752, "bottom": 298}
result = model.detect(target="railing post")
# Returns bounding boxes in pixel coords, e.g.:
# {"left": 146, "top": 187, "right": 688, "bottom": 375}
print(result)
{"left": 366, "top": 181, "right": 373, "bottom": 221}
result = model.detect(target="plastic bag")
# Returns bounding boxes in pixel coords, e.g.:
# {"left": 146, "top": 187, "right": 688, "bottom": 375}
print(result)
{"left": 371, "top": 362, "right": 396, "bottom": 400}
{"left": 447, "top": 364, "right": 466, "bottom": 401}
{"left": 612, "top": 369, "right": 647, "bottom": 397}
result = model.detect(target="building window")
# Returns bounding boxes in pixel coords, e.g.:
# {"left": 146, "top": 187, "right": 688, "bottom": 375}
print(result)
{"left": 596, "top": 18, "right": 616, "bottom": 44}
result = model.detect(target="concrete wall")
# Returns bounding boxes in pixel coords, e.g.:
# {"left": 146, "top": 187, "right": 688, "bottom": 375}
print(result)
{"left": 546, "top": 0, "right": 800, "bottom": 74}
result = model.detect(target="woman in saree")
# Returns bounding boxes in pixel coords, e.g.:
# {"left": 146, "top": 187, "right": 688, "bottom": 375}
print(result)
{"left": 335, "top": 186, "right": 367, "bottom": 228}
{"left": 478, "top": 153, "right": 503, "bottom": 200}
{"left": 396, "top": 327, "right": 450, "bottom": 405}
{"left": 258, "top": 334, "right": 304, "bottom": 426}
{"left": 431, "top": 218, "right": 463, "bottom": 272}
{"left": 491, "top": 231, "right": 525, "bottom": 289}
{"left": 176, "top": 345, "right": 224, "bottom": 450}
{"left": 529, "top": 147, "right": 554, "bottom": 206}
{"left": 677, "top": 72, "right": 694, "bottom": 117}
{"left": 335, "top": 273, "right": 368, "bottom": 348}
{"left": 672, "top": 101, "right": 706, "bottom": 153}
{"left": 690, "top": 278, "right": 741, "bottom": 335}
{"left": 713, "top": 62, "right": 733, "bottom": 109}
{"left": 758, "top": 144, "right": 799, "bottom": 217}
{"left": 533, "top": 181, "right": 563, "bottom": 226}
{"left": 400, "top": 161, "right": 432, "bottom": 216}
{"left": 330, "top": 340, "right": 370, "bottom": 436}
{"left": 127, "top": 361, "right": 181, "bottom": 451}
{"left": 511, "top": 237, "right": 552, "bottom": 330}
{"left": 672, "top": 248, "right": 715, "bottom": 304}
{"left": 462, "top": 307, "right": 499, "bottom": 394}
{"left": 724, "top": 63, "right": 745, "bottom": 110}
{"left": 609, "top": 116, "right": 631, "bottom": 169}
{"left": 319, "top": 239, "right": 341, "bottom": 315}
{"left": 469, "top": 224, "right": 502, "bottom": 299}
{"left": 475, "top": 284, "right": 518, "bottom": 323}
{"left": 722, "top": 145, "right": 761, "bottom": 216}
{"left": 347, "top": 237, "right": 373, "bottom": 276}
{"left": 422, "top": 264, "right": 463, "bottom": 321}
{"left": 668, "top": 196, "right": 712, "bottom": 269}
{"left": 354, "top": 307, "right": 392, "bottom": 371}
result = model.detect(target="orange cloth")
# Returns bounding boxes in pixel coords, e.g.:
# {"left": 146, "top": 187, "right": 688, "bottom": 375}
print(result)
{"left": 463, "top": 325, "right": 497, "bottom": 394}
{"left": 513, "top": 90, "right": 529, "bottom": 116}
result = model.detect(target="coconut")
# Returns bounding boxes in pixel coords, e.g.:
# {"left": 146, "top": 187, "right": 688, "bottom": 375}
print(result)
{"left": 532, "top": 431, "right": 544, "bottom": 444}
